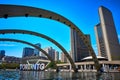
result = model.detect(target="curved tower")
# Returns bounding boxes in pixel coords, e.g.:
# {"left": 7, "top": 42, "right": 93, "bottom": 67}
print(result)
{"left": 95, "top": 6, "right": 120, "bottom": 61}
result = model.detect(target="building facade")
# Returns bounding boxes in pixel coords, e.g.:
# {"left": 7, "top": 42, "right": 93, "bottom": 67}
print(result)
{"left": 95, "top": 24, "right": 107, "bottom": 58}
{"left": 71, "top": 28, "right": 91, "bottom": 62}
{"left": 34, "top": 43, "right": 41, "bottom": 56}
{"left": 55, "top": 51, "right": 59, "bottom": 61}
{"left": 2, "top": 56, "right": 21, "bottom": 63}
{"left": 41, "top": 47, "right": 59, "bottom": 61}
{"left": 95, "top": 6, "right": 120, "bottom": 61}
{"left": 0, "top": 50, "right": 5, "bottom": 60}
{"left": 61, "top": 52, "right": 67, "bottom": 63}
{"left": 22, "top": 47, "right": 34, "bottom": 58}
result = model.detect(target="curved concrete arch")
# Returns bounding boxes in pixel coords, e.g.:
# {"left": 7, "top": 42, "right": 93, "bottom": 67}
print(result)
{"left": 0, "top": 29, "right": 78, "bottom": 72}
{"left": 0, "top": 38, "right": 57, "bottom": 69}
{"left": 0, "top": 4, "right": 100, "bottom": 71}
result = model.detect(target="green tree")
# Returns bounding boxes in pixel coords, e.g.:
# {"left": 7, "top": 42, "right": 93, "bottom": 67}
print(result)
{"left": 0, "top": 63, "right": 20, "bottom": 69}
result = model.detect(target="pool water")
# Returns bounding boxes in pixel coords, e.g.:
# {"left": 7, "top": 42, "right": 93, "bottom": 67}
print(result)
{"left": 0, "top": 70, "right": 120, "bottom": 80}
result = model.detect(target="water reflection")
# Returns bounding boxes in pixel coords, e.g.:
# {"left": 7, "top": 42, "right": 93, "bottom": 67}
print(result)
{"left": 20, "top": 71, "right": 120, "bottom": 80}
{"left": 0, "top": 70, "right": 20, "bottom": 79}
{"left": 0, "top": 70, "right": 120, "bottom": 80}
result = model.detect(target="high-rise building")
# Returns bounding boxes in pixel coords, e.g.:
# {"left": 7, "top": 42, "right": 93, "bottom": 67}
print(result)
{"left": 61, "top": 51, "right": 72, "bottom": 63}
{"left": 42, "top": 47, "right": 55, "bottom": 60}
{"left": 41, "top": 49, "right": 47, "bottom": 58}
{"left": 41, "top": 47, "right": 59, "bottom": 61}
{"left": 71, "top": 29, "right": 91, "bottom": 62}
{"left": 0, "top": 50, "right": 5, "bottom": 60}
{"left": 34, "top": 43, "right": 41, "bottom": 56}
{"left": 95, "top": 6, "right": 120, "bottom": 61}
{"left": 22, "top": 47, "right": 34, "bottom": 58}
{"left": 61, "top": 52, "right": 67, "bottom": 63}
{"left": 95, "top": 24, "right": 107, "bottom": 58}
{"left": 55, "top": 51, "right": 59, "bottom": 61}
{"left": 49, "top": 47, "right": 55, "bottom": 60}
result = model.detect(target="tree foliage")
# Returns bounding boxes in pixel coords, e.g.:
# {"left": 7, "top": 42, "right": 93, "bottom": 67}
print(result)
{"left": 0, "top": 63, "right": 19, "bottom": 69}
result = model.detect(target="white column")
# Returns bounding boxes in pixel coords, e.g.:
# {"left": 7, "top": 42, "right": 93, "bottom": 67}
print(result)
{"left": 81, "top": 65, "right": 83, "bottom": 72}
{"left": 107, "top": 65, "right": 110, "bottom": 71}
{"left": 93, "top": 66, "right": 95, "bottom": 70}
{"left": 84, "top": 64, "right": 86, "bottom": 70}
{"left": 80, "top": 65, "right": 82, "bottom": 70}
{"left": 89, "top": 65, "right": 91, "bottom": 70}
{"left": 69, "top": 62, "right": 72, "bottom": 71}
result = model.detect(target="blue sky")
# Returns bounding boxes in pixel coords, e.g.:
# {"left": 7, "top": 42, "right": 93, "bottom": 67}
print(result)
{"left": 0, "top": 0, "right": 120, "bottom": 57}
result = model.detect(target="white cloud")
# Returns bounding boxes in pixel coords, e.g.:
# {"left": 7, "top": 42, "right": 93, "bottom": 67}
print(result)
{"left": 0, "top": 43, "right": 16, "bottom": 47}
{"left": 92, "top": 44, "right": 98, "bottom": 55}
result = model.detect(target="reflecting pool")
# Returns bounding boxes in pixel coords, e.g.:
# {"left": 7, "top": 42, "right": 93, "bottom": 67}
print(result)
{"left": 0, "top": 70, "right": 120, "bottom": 80}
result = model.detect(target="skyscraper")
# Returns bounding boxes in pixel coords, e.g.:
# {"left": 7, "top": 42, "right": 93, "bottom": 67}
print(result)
{"left": 0, "top": 50, "right": 5, "bottom": 60}
{"left": 42, "top": 47, "right": 55, "bottom": 60}
{"left": 54, "top": 51, "right": 59, "bottom": 61}
{"left": 61, "top": 52, "right": 67, "bottom": 63}
{"left": 95, "top": 6, "right": 120, "bottom": 61}
{"left": 95, "top": 24, "right": 107, "bottom": 58}
{"left": 22, "top": 47, "right": 34, "bottom": 58}
{"left": 71, "top": 29, "right": 91, "bottom": 62}
{"left": 34, "top": 43, "right": 41, "bottom": 56}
